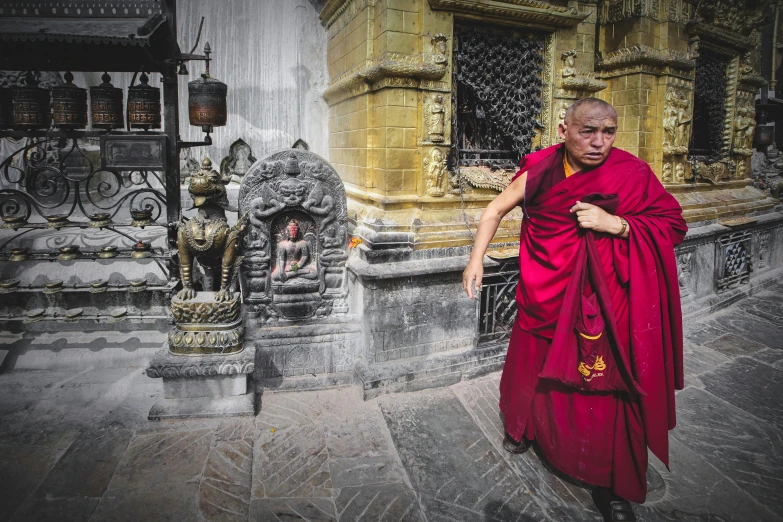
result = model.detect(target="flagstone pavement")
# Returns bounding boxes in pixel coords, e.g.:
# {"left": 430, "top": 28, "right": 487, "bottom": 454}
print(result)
{"left": 0, "top": 283, "right": 781, "bottom": 521}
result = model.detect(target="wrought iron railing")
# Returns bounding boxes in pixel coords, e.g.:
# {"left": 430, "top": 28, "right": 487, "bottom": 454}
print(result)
{"left": 0, "top": 134, "right": 170, "bottom": 277}
{"left": 477, "top": 260, "right": 519, "bottom": 346}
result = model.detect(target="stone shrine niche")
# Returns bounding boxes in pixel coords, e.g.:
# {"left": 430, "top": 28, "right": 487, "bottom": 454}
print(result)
{"left": 238, "top": 149, "right": 348, "bottom": 321}
{"left": 220, "top": 139, "right": 257, "bottom": 184}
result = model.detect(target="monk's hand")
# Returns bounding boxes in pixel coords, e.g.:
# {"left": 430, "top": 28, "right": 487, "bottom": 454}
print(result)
{"left": 462, "top": 260, "right": 483, "bottom": 300}
{"left": 569, "top": 201, "right": 623, "bottom": 235}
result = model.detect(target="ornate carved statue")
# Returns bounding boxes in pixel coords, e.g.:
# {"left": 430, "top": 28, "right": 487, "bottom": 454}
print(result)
{"left": 432, "top": 33, "right": 448, "bottom": 65}
{"left": 272, "top": 218, "right": 317, "bottom": 283}
{"left": 561, "top": 50, "right": 577, "bottom": 78}
{"left": 426, "top": 94, "right": 446, "bottom": 143}
{"left": 675, "top": 96, "right": 691, "bottom": 148}
{"left": 677, "top": 251, "right": 693, "bottom": 297}
{"left": 220, "top": 138, "right": 257, "bottom": 184}
{"left": 238, "top": 149, "right": 349, "bottom": 320}
{"left": 744, "top": 111, "right": 756, "bottom": 150}
{"left": 675, "top": 163, "right": 686, "bottom": 183}
{"left": 177, "top": 158, "right": 247, "bottom": 302}
{"left": 736, "top": 158, "right": 747, "bottom": 179}
{"left": 663, "top": 100, "right": 678, "bottom": 149}
{"left": 424, "top": 148, "right": 446, "bottom": 197}
{"left": 662, "top": 162, "right": 673, "bottom": 183}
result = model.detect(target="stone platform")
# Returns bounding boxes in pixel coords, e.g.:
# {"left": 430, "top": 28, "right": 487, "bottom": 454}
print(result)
{"left": 0, "top": 283, "right": 782, "bottom": 521}
{"left": 146, "top": 344, "right": 256, "bottom": 420}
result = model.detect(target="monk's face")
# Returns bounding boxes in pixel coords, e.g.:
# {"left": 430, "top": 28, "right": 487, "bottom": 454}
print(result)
{"left": 558, "top": 105, "right": 617, "bottom": 171}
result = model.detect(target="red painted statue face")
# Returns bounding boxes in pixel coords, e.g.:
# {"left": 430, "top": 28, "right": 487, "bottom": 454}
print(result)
{"left": 558, "top": 105, "right": 617, "bottom": 172}
{"left": 287, "top": 220, "right": 299, "bottom": 239}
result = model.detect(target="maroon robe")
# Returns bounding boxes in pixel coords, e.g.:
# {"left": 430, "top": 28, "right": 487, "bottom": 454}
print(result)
{"left": 499, "top": 144, "right": 687, "bottom": 503}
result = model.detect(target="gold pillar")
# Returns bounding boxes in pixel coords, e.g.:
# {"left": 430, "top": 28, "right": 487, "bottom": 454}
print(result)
{"left": 597, "top": 0, "right": 777, "bottom": 222}
{"left": 320, "top": 0, "right": 592, "bottom": 257}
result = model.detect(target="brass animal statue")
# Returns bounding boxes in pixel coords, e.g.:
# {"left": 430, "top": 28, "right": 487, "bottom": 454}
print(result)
{"left": 178, "top": 158, "right": 247, "bottom": 302}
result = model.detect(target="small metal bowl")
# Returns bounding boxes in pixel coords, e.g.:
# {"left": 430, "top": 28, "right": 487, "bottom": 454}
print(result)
{"left": 58, "top": 245, "right": 80, "bottom": 261}
{"left": 99, "top": 246, "right": 119, "bottom": 259}
{"left": 43, "top": 280, "right": 64, "bottom": 294}
{"left": 0, "top": 279, "right": 20, "bottom": 289}
{"left": 9, "top": 248, "right": 28, "bottom": 262}
{"left": 1, "top": 215, "right": 27, "bottom": 229}
{"left": 129, "top": 278, "right": 147, "bottom": 287}
{"left": 88, "top": 212, "right": 112, "bottom": 228}
{"left": 90, "top": 279, "right": 108, "bottom": 288}
{"left": 130, "top": 208, "right": 154, "bottom": 228}
{"left": 45, "top": 214, "right": 70, "bottom": 229}
{"left": 131, "top": 242, "right": 152, "bottom": 259}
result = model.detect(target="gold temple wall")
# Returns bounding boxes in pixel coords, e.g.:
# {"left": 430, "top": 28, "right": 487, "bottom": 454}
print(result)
{"left": 321, "top": 0, "right": 779, "bottom": 254}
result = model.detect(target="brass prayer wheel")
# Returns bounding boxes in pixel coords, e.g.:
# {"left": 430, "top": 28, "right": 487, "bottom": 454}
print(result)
{"left": 12, "top": 72, "right": 51, "bottom": 129}
{"left": 90, "top": 73, "right": 124, "bottom": 129}
{"left": 127, "top": 72, "right": 161, "bottom": 129}
{"left": 0, "top": 88, "right": 12, "bottom": 129}
{"left": 188, "top": 74, "right": 227, "bottom": 129}
{"left": 52, "top": 72, "right": 87, "bottom": 129}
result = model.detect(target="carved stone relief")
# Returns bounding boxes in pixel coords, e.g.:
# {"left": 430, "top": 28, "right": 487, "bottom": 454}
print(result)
{"left": 432, "top": 33, "right": 448, "bottom": 65}
{"left": 662, "top": 161, "right": 673, "bottom": 183}
{"left": 238, "top": 149, "right": 348, "bottom": 321}
{"left": 663, "top": 87, "right": 692, "bottom": 157}
{"left": 423, "top": 148, "right": 446, "bottom": 197}
{"left": 424, "top": 93, "right": 447, "bottom": 144}
{"left": 677, "top": 249, "right": 694, "bottom": 298}
{"left": 675, "top": 163, "right": 686, "bottom": 183}
{"left": 732, "top": 94, "right": 756, "bottom": 154}
{"left": 220, "top": 139, "right": 257, "bottom": 184}
{"left": 561, "top": 50, "right": 577, "bottom": 78}
{"left": 758, "top": 230, "right": 770, "bottom": 268}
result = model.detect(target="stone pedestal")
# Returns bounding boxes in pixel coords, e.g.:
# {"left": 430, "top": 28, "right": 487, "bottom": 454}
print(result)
{"left": 146, "top": 291, "right": 255, "bottom": 420}
{"left": 146, "top": 344, "right": 256, "bottom": 420}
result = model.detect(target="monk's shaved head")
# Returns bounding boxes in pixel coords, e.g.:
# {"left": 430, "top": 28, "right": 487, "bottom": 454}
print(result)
{"left": 564, "top": 98, "right": 618, "bottom": 124}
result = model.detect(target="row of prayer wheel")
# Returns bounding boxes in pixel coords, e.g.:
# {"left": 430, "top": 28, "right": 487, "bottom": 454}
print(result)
{"left": 0, "top": 71, "right": 227, "bottom": 131}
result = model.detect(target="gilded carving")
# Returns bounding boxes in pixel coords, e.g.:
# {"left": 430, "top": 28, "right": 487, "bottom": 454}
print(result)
{"left": 663, "top": 89, "right": 692, "bottom": 156}
{"left": 561, "top": 50, "right": 577, "bottom": 78}
{"left": 171, "top": 294, "right": 241, "bottom": 324}
{"left": 675, "top": 163, "right": 686, "bottom": 183}
{"left": 662, "top": 162, "right": 673, "bottom": 183}
{"left": 424, "top": 148, "right": 447, "bottom": 197}
{"left": 426, "top": 0, "right": 586, "bottom": 29}
{"left": 432, "top": 33, "right": 448, "bottom": 65}
{"left": 177, "top": 158, "right": 247, "bottom": 302}
{"left": 425, "top": 94, "right": 447, "bottom": 143}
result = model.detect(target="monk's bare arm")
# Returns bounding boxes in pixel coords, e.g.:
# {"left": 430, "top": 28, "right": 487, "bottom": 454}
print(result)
{"left": 462, "top": 172, "right": 527, "bottom": 299}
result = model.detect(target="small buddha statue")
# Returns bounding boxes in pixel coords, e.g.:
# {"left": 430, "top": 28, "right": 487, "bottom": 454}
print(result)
{"left": 271, "top": 218, "right": 317, "bottom": 283}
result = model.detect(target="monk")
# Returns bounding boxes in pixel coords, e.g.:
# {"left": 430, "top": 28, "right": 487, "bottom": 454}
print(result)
{"left": 462, "top": 98, "right": 687, "bottom": 522}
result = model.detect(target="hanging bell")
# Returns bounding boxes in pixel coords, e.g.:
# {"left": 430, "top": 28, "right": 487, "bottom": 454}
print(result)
{"left": 90, "top": 72, "right": 124, "bottom": 129}
{"left": 0, "top": 87, "right": 12, "bottom": 129}
{"left": 52, "top": 71, "right": 88, "bottom": 129}
{"left": 12, "top": 72, "right": 51, "bottom": 129}
{"left": 127, "top": 72, "right": 161, "bottom": 129}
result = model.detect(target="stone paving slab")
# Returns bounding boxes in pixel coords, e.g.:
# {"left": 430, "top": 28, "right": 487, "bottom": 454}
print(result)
{"left": 379, "top": 388, "right": 553, "bottom": 521}
{"left": 0, "top": 284, "right": 782, "bottom": 522}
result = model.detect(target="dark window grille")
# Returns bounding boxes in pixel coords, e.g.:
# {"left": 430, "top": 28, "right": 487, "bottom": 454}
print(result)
{"left": 477, "top": 261, "right": 519, "bottom": 346}
{"left": 452, "top": 24, "right": 544, "bottom": 169}
{"left": 689, "top": 50, "right": 729, "bottom": 161}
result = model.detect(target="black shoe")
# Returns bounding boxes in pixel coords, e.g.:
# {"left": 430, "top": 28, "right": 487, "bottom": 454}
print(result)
{"left": 591, "top": 487, "right": 636, "bottom": 522}
{"left": 502, "top": 432, "right": 530, "bottom": 454}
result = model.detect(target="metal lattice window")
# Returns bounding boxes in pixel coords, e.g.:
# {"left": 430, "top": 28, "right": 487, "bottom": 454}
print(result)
{"left": 452, "top": 24, "right": 544, "bottom": 169}
{"left": 690, "top": 50, "right": 729, "bottom": 161}
{"left": 477, "top": 261, "right": 519, "bottom": 346}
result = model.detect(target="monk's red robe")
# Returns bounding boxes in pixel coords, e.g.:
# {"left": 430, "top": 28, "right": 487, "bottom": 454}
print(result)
{"left": 499, "top": 144, "right": 687, "bottom": 503}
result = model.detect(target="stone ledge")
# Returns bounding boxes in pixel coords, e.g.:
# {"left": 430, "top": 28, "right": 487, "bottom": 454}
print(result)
{"left": 347, "top": 254, "right": 502, "bottom": 280}
{"left": 354, "top": 343, "right": 506, "bottom": 400}
{"left": 146, "top": 344, "right": 255, "bottom": 379}
{"left": 148, "top": 393, "right": 256, "bottom": 421}
{"left": 682, "top": 266, "right": 783, "bottom": 321}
